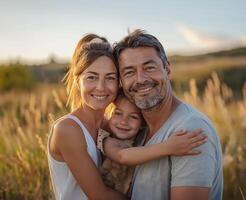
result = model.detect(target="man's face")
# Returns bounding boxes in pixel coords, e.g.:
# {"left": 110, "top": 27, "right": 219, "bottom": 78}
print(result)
{"left": 118, "top": 47, "right": 171, "bottom": 110}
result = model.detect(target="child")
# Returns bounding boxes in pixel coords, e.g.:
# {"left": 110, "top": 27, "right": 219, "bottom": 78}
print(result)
{"left": 97, "top": 89, "right": 207, "bottom": 195}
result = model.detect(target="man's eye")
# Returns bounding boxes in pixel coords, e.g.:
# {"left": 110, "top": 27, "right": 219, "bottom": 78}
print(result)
{"left": 145, "top": 66, "right": 155, "bottom": 71}
{"left": 124, "top": 71, "right": 135, "bottom": 77}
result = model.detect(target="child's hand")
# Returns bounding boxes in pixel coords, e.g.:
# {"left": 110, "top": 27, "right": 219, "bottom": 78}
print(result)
{"left": 166, "top": 129, "right": 207, "bottom": 156}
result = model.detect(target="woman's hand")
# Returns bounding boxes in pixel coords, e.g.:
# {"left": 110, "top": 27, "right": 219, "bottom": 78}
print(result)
{"left": 165, "top": 129, "right": 207, "bottom": 156}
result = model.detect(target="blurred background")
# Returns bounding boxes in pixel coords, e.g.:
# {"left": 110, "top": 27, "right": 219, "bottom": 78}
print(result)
{"left": 0, "top": 0, "right": 246, "bottom": 199}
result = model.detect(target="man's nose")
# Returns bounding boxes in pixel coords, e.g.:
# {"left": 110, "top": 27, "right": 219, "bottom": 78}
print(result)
{"left": 136, "top": 69, "right": 148, "bottom": 84}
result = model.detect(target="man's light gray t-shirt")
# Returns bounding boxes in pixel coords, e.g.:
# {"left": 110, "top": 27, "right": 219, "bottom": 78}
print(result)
{"left": 131, "top": 103, "right": 223, "bottom": 200}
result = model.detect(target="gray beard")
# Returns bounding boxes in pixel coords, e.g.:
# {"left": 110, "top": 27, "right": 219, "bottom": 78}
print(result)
{"left": 134, "top": 94, "right": 164, "bottom": 110}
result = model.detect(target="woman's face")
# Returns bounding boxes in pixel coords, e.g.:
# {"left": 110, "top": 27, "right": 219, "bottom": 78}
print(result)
{"left": 79, "top": 56, "right": 118, "bottom": 111}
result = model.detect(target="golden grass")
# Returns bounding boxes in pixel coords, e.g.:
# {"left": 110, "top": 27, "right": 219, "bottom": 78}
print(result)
{"left": 0, "top": 84, "right": 68, "bottom": 200}
{"left": 0, "top": 76, "right": 245, "bottom": 200}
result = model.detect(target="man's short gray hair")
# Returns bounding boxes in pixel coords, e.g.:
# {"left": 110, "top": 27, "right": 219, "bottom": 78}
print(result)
{"left": 113, "top": 29, "right": 169, "bottom": 66}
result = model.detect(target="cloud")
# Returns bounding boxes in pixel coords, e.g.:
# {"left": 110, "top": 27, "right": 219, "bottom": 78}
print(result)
{"left": 176, "top": 23, "right": 246, "bottom": 50}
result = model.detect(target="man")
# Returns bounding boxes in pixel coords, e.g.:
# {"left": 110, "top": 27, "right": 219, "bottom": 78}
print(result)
{"left": 113, "top": 29, "right": 223, "bottom": 200}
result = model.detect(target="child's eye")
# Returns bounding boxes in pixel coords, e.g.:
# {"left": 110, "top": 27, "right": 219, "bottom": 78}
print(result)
{"left": 114, "top": 111, "right": 122, "bottom": 116}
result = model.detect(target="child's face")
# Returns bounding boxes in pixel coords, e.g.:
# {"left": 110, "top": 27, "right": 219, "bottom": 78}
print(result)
{"left": 109, "top": 98, "right": 142, "bottom": 140}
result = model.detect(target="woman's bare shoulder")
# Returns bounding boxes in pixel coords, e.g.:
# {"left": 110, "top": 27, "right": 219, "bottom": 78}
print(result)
{"left": 52, "top": 116, "right": 87, "bottom": 148}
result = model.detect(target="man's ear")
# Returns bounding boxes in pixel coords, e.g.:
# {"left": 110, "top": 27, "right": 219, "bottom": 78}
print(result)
{"left": 165, "top": 61, "right": 172, "bottom": 79}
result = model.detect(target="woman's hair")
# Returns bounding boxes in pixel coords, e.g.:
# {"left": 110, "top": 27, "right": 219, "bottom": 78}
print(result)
{"left": 64, "top": 33, "right": 118, "bottom": 110}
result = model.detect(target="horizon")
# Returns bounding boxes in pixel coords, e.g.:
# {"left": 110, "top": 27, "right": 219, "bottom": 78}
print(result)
{"left": 1, "top": 45, "right": 246, "bottom": 65}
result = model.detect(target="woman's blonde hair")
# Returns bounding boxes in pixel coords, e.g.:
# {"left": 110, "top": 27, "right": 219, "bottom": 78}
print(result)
{"left": 64, "top": 34, "right": 117, "bottom": 110}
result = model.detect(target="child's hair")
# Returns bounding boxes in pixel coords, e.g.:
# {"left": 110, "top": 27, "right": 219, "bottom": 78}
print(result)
{"left": 114, "top": 87, "right": 128, "bottom": 104}
{"left": 64, "top": 33, "right": 118, "bottom": 110}
{"left": 104, "top": 88, "right": 127, "bottom": 119}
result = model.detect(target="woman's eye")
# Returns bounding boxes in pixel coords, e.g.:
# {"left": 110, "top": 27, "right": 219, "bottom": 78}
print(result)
{"left": 86, "top": 76, "right": 97, "bottom": 80}
{"left": 107, "top": 76, "right": 117, "bottom": 81}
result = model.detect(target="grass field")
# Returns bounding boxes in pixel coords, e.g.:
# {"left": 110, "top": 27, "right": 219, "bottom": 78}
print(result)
{"left": 0, "top": 74, "right": 245, "bottom": 199}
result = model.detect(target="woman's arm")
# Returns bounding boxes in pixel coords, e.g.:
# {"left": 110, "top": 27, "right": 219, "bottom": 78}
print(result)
{"left": 51, "top": 119, "right": 127, "bottom": 200}
{"left": 104, "top": 129, "right": 207, "bottom": 166}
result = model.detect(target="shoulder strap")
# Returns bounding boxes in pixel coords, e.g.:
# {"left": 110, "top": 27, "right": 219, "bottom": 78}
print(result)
{"left": 66, "top": 115, "right": 96, "bottom": 148}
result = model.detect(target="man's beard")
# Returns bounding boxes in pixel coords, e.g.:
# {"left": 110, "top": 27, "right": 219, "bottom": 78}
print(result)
{"left": 128, "top": 81, "right": 166, "bottom": 110}
{"left": 134, "top": 93, "right": 164, "bottom": 110}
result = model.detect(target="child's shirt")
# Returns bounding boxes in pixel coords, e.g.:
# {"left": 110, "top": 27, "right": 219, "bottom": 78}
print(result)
{"left": 97, "top": 129, "right": 135, "bottom": 195}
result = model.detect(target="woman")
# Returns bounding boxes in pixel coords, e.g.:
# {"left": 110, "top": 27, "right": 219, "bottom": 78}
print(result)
{"left": 47, "top": 34, "right": 126, "bottom": 200}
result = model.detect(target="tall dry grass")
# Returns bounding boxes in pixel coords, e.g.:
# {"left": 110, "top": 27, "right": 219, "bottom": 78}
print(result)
{"left": 0, "top": 84, "right": 68, "bottom": 200}
{"left": 183, "top": 72, "right": 246, "bottom": 199}
{"left": 0, "top": 75, "right": 245, "bottom": 200}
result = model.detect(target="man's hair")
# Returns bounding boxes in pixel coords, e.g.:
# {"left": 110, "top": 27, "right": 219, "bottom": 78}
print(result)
{"left": 113, "top": 29, "right": 169, "bottom": 66}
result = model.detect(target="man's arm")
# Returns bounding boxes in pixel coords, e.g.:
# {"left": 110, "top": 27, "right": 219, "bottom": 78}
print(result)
{"left": 171, "top": 187, "right": 210, "bottom": 200}
{"left": 169, "top": 117, "right": 221, "bottom": 200}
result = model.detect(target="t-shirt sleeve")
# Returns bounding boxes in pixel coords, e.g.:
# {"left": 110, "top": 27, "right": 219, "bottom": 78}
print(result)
{"left": 171, "top": 117, "right": 218, "bottom": 188}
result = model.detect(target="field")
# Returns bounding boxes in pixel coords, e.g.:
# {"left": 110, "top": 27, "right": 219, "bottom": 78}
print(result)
{"left": 0, "top": 50, "right": 246, "bottom": 199}
{"left": 0, "top": 84, "right": 67, "bottom": 199}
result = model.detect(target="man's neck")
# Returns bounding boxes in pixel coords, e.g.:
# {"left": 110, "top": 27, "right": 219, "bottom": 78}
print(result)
{"left": 142, "top": 95, "right": 181, "bottom": 144}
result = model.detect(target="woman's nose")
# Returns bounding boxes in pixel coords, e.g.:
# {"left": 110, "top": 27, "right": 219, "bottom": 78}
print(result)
{"left": 95, "top": 79, "right": 105, "bottom": 91}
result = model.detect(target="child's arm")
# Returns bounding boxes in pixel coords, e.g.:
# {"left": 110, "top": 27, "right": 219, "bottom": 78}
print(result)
{"left": 104, "top": 129, "right": 207, "bottom": 166}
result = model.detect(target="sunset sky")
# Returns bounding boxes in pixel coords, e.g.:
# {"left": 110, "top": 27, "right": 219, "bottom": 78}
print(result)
{"left": 0, "top": 0, "right": 246, "bottom": 63}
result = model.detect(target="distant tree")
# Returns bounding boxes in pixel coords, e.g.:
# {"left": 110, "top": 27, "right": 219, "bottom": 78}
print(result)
{"left": 48, "top": 53, "right": 57, "bottom": 64}
{"left": 0, "top": 64, "right": 36, "bottom": 92}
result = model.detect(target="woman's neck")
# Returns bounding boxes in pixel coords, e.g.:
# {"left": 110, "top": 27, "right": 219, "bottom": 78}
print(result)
{"left": 72, "top": 105, "right": 105, "bottom": 142}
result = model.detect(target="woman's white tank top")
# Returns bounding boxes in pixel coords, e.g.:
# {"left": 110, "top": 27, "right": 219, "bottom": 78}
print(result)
{"left": 47, "top": 114, "right": 101, "bottom": 200}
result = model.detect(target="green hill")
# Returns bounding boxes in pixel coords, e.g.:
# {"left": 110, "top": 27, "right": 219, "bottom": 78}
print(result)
{"left": 170, "top": 47, "right": 246, "bottom": 96}
{"left": 170, "top": 47, "right": 246, "bottom": 63}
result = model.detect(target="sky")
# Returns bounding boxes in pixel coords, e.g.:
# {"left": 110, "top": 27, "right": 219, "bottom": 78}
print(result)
{"left": 0, "top": 0, "right": 246, "bottom": 63}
